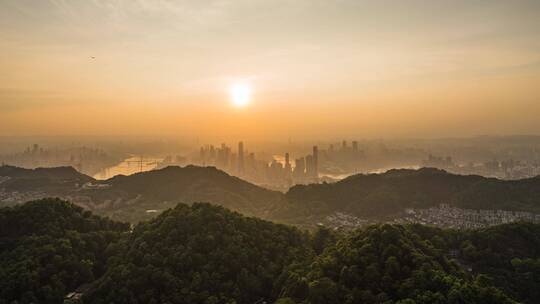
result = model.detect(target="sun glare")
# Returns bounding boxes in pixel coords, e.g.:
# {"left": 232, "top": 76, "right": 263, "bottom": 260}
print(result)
{"left": 230, "top": 83, "right": 252, "bottom": 108}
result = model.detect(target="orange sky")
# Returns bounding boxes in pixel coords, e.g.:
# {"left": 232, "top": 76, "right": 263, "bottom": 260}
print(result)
{"left": 1, "top": 1, "right": 540, "bottom": 139}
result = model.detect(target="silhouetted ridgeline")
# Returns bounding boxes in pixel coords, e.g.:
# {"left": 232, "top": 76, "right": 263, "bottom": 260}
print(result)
{"left": 275, "top": 167, "right": 540, "bottom": 224}
{"left": 0, "top": 165, "right": 91, "bottom": 192}
{"left": 0, "top": 165, "right": 284, "bottom": 223}
{"left": 0, "top": 165, "right": 91, "bottom": 181}
{"left": 2, "top": 165, "right": 540, "bottom": 225}
{"left": 2, "top": 199, "right": 540, "bottom": 303}
{"left": 104, "top": 165, "right": 283, "bottom": 218}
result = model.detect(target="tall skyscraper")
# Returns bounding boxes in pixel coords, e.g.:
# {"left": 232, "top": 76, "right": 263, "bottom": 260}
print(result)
{"left": 238, "top": 141, "right": 245, "bottom": 174}
{"left": 313, "top": 145, "right": 319, "bottom": 178}
{"left": 294, "top": 157, "right": 306, "bottom": 179}
{"left": 284, "top": 152, "right": 292, "bottom": 176}
{"left": 247, "top": 152, "right": 256, "bottom": 175}
{"left": 305, "top": 154, "right": 314, "bottom": 177}
{"left": 200, "top": 147, "right": 205, "bottom": 165}
{"left": 352, "top": 141, "right": 358, "bottom": 152}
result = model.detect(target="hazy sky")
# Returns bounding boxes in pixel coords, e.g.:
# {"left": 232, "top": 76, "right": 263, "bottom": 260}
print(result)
{"left": 1, "top": 0, "right": 540, "bottom": 140}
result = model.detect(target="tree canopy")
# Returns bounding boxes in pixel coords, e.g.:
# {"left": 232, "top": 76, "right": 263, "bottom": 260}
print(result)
{"left": 0, "top": 198, "right": 129, "bottom": 304}
{"left": 2, "top": 199, "right": 540, "bottom": 304}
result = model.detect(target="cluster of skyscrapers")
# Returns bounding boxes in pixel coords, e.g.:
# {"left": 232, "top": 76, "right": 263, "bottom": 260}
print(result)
{"left": 197, "top": 142, "right": 319, "bottom": 190}
{"left": 292, "top": 146, "right": 319, "bottom": 181}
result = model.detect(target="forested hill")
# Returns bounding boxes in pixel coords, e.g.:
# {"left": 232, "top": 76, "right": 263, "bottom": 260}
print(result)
{"left": 0, "top": 165, "right": 91, "bottom": 181}
{"left": 103, "top": 165, "right": 283, "bottom": 217}
{"left": 3, "top": 165, "right": 540, "bottom": 225}
{"left": 0, "top": 197, "right": 127, "bottom": 238}
{"left": 277, "top": 222, "right": 540, "bottom": 304}
{"left": 81, "top": 203, "right": 538, "bottom": 304}
{"left": 0, "top": 165, "right": 92, "bottom": 192}
{"left": 83, "top": 202, "right": 311, "bottom": 303}
{"left": 0, "top": 198, "right": 129, "bottom": 304}
{"left": 2, "top": 199, "right": 540, "bottom": 303}
{"left": 279, "top": 167, "right": 540, "bottom": 221}
{"left": 0, "top": 165, "right": 284, "bottom": 223}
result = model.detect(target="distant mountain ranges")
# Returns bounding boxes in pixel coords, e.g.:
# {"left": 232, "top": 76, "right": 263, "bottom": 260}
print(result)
{"left": 1, "top": 165, "right": 540, "bottom": 225}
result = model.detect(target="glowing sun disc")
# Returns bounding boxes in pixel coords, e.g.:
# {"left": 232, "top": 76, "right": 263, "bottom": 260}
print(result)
{"left": 230, "top": 83, "right": 252, "bottom": 107}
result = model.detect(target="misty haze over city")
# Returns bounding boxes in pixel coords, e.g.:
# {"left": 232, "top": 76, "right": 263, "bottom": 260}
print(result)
{"left": 2, "top": 1, "right": 540, "bottom": 304}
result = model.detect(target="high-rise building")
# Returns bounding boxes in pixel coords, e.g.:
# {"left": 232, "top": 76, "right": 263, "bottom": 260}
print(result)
{"left": 209, "top": 145, "right": 216, "bottom": 159}
{"left": 305, "top": 154, "right": 314, "bottom": 177}
{"left": 269, "top": 160, "right": 283, "bottom": 182}
{"left": 229, "top": 152, "right": 237, "bottom": 171}
{"left": 238, "top": 141, "right": 245, "bottom": 174}
{"left": 313, "top": 146, "right": 319, "bottom": 178}
{"left": 284, "top": 152, "right": 292, "bottom": 176}
{"left": 247, "top": 152, "right": 256, "bottom": 175}
{"left": 200, "top": 147, "right": 206, "bottom": 165}
{"left": 352, "top": 141, "right": 358, "bottom": 152}
{"left": 216, "top": 143, "right": 231, "bottom": 169}
{"left": 294, "top": 157, "right": 306, "bottom": 179}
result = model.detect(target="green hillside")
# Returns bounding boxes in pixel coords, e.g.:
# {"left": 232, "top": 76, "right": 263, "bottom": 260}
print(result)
{"left": 83, "top": 202, "right": 311, "bottom": 304}
{"left": 2, "top": 199, "right": 540, "bottom": 303}
{"left": 0, "top": 198, "right": 129, "bottom": 304}
{"left": 275, "top": 168, "right": 540, "bottom": 225}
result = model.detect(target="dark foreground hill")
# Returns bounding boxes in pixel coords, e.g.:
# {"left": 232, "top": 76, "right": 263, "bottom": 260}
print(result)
{"left": 0, "top": 198, "right": 129, "bottom": 304}
{"left": 83, "top": 202, "right": 311, "bottom": 304}
{"left": 274, "top": 167, "right": 540, "bottom": 225}
{"left": 2, "top": 199, "right": 540, "bottom": 303}
{"left": 279, "top": 224, "right": 526, "bottom": 304}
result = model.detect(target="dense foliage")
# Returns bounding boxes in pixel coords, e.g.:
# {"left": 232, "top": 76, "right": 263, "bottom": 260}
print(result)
{"left": 87, "top": 203, "right": 311, "bottom": 303}
{"left": 0, "top": 165, "right": 91, "bottom": 181}
{"left": 0, "top": 165, "right": 284, "bottom": 223}
{"left": 277, "top": 224, "right": 516, "bottom": 304}
{"left": 0, "top": 165, "right": 91, "bottom": 194}
{"left": 97, "top": 165, "right": 284, "bottom": 222}
{"left": 4, "top": 165, "right": 540, "bottom": 226}
{"left": 0, "top": 199, "right": 129, "bottom": 304}
{"left": 455, "top": 223, "right": 540, "bottom": 303}
{"left": 2, "top": 198, "right": 540, "bottom": 304}
{"left": 84, "top": 203, "right": 311, "bottom": 304}
{"left": 278, "top": 168, "right": 540, "bottom": 223}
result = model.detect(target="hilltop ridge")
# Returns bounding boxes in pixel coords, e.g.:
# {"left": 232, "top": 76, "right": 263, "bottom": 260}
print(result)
{"left": 276, "top": 167, "right": 540, "bottom": 225}
{"left": 3, "top": 165, "right": 540, "bottom": 226}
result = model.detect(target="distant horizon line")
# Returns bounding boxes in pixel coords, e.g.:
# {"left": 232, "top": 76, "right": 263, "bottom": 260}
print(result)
{"left": 2, "top": 133, "right": 540, "bottom": 142}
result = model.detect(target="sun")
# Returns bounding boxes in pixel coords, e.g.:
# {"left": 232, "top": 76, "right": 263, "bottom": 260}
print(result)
{"left": 229, "top": 82, "right": 252, "bottom": 108}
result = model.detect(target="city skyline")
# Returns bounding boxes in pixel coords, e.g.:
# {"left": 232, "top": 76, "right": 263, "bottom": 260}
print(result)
{"left": 3, "top": 2, "right": 540, "bottom": 302}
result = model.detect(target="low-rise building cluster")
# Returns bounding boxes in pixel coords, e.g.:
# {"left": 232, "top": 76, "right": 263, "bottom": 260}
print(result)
{"left": 0, "top": 189, "right": 49, "bottom": 204}
{"left": 324, "top": 212, "right": 370, "bottom": 229}
{"left": 400, "top": 204, "right": 540, "bottom": 229}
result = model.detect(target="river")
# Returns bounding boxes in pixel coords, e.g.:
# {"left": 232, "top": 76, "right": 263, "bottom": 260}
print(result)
{"left": 93, "top": 156, "right": 163, "bottom": 180}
